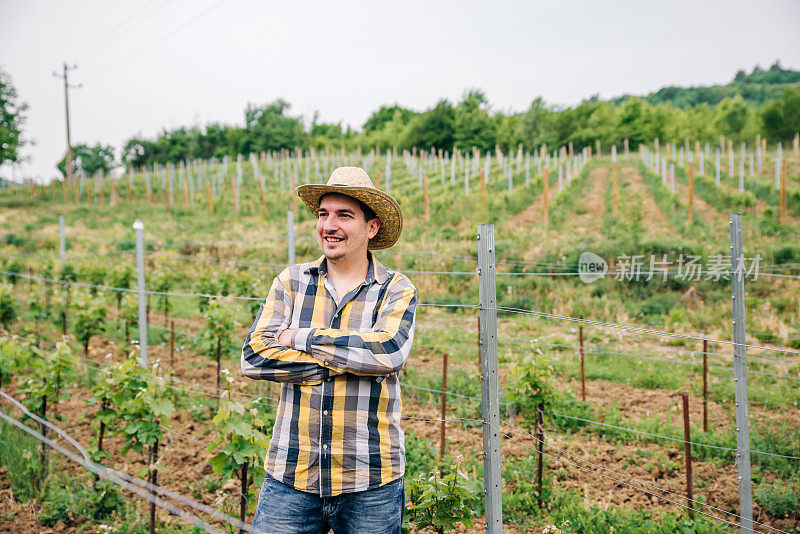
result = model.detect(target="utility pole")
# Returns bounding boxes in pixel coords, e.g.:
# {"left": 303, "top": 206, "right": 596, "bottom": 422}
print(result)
{"left": 53, "top": 63, "right": 81, "bottom": 192}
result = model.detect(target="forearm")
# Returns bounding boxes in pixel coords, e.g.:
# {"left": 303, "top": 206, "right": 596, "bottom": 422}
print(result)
{"left": 292, "top": 323, "right": 414, "bottom": 376}
{"left": 241, "top": 330, "right": 327, "bottom": 384}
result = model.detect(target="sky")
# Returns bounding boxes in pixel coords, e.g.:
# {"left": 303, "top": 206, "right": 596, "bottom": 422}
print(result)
{"left": 1, "top": 0, "right": 799, "bottom": 183}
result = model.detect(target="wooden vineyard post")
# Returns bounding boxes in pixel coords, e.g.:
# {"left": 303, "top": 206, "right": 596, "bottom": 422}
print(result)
{"left": 440, "top": 353, "right": 448, "bottom": 458}
{"left": 702, "top": 337, "right": 708, "bottom": 433}
{"left": 62, "top": 178, "right": 67, "bottom": 203}
{"left": 595, "top": 139, "right": 601, "bottom": 157}
{"left": 206, "top": 180, "right": 214, "bottom": 213}
{"left": 110, "top": 179, "right": 117, "bottom": 207}
{"left": 480, "top": 168, "right": 487, "bottom": 209}
{"left": 259, "top": 173, "right": 266, "bottom": 216}
{"left": 128, "top": 173, "right": 134, "bottom": 204}
{"left": 780, "top": 159, "right": 786, "bottom": 226}
{"left": 579, "top": 326, "right": 586, "bottom": 401}
{"left": 536, "top": 402, "right": 544, "bottom": 510}
{"left": 543, "top": 165, "right": 549, "bottom": 226}
{"left": 231, "top": 174, "right": 239, "bottom": 213}
{"left": 695, "top": 140, "right": 701, "bottom": 171}
{"left": 612, "top": 161, "right": 618, "bottom": 218}
{"left": 688, "top": 160, "right": 694, "bottom": 224}
{"left": 681, "top": 393, "right": 694, "bottom": 519}
{"left": 145, "top": 172, "right": 152, "bottom": 206}
{"left": 170, "top": 320, "right": 175, "bottom": 376}
{"left": 165, "top": 178, "right": 171, "bottom": 214}
{"left": 423, "top": 172, "right": 430, "bottom": 222}
{"left": 182, "top": 178, "right": 190, "bottom": 209}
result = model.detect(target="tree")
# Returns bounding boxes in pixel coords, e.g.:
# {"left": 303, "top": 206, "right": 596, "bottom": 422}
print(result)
{"left": 363, "top": 104, "right": 415, "bottom": 133}
{"left": 243, "top": 99, "right": 305, "bottom": 152}
{"left": 56, "top": 143, "right": 115, "bottom": 177}
{"left": 0, "top": 67, "right": 28, "bottom": 166}
{"left": 714, "top": 96, "right": 750, "bottom": 141}
{"left": 453, "top": 89, "right": 495, "bottom": 152}
{"left": 760, "top": 87, "right": 800, "bottom": 142}
{"left": 515, "top": 97, "right": 552, "bottom": 149}
{"left": 403, "top": 100, "right": 456, "bottom": 150}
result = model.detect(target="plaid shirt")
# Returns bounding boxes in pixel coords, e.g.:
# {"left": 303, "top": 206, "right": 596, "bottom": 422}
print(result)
{"left": 241, "top": 253, "right": 417, "bottom": 497}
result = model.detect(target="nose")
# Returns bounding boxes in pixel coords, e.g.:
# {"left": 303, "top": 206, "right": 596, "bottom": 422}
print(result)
{"left": 321, "top": 216, "right": 339, "bottom": 234}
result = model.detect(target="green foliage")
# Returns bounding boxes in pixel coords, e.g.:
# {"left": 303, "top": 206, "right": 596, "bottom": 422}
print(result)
{"left": 101, "top": 355, "right": 174, "bottom": 457}
{"left": 506, "top": 352, "right": 555, "bottom": 430}
{"left": 754, "top": 480, "right": 800, "bottom": 519}
{"left": 202, "top": 297, "right": 237, "bottom": 359}
{"left": 502, "top": 453, "right": 554, "bottom": 525}
{"left": 17, "top": 340, "right": 78, "bottom": 417}
{"left": 0, "top": 334, "right": 28, "bottom": 384}
{"left": 207, "top": 376, "right": 271, "bottom": 518}
{"left": 120, "top": 293, "right": 139, "bottom": 343}
{"left": 407, "top": 456, "right": 479, "bottom": 534}
{"left": 403, "top": 431, "right": 439, "bottom": 480}
{"left": 0, "top": 285, "right": 17, "bottom": 329}
{"left": 3, "top": 258, "right": 23, "bottom": 284}
{"left": 207, "top": 380, "right": 271, "bottom": 481}
{"left": 546, "top": 487, "right": 728, "bottom": 533}
{"left": 73, "top": 290, "right": 108, "bottom": 353}
{"left": 0, "top": 412, "right": 44, "bottom": 501}
{"left": 40, "top": 479, "right": 123, "bottom": 526}
{"left": 0, "top": 66, "right": 28, "bottom": 165}
{"left": 453, "top": 89, "right": 495, "bottom": 152}
{"left": 107, "top": 266, "right": 134, "bottom": 307}
{"left": 760, "top": 87, "right": 800, "bottom": 142}
{"left": 56, "top": 143, "right": 116, "bottom": 178}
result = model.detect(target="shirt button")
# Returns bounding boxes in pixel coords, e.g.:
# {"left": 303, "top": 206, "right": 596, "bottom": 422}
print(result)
{"left": 323, "top": 410, "right": 329, "bottom": 415}
{"left": 323, "top": 444, "right": 328, "bottom": 449}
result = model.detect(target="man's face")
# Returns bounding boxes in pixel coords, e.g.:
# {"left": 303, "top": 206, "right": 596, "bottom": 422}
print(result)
{"left": 316, "top": 194, "right": 380, "bottom": 263}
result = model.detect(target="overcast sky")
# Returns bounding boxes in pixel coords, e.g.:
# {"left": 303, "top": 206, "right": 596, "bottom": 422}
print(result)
{"left": 1, "top": 0, "right": 799, "bottom": 182}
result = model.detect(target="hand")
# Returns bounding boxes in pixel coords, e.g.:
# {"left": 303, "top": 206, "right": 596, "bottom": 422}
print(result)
{"left": 277, "top": 328, "right": 296, "bottom": 348}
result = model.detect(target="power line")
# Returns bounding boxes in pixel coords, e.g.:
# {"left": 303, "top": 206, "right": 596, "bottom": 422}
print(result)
{"left": 73, "top": 0, "right": 169, "bottom": 61}
{"left": 86, "top": 0, "right": 229, "bottom": 82}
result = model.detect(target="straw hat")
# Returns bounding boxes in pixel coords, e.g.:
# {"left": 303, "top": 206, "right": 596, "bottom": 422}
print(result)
{"left": 296, "top": 167, "right": 403, "bottom": 250}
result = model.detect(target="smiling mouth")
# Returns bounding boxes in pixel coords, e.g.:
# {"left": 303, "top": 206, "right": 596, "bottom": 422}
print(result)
{"left": 323, "top": 235, "right": 345, "bottom": 243}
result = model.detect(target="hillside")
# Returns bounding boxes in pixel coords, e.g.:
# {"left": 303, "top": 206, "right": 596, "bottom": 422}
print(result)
{"left": 613, "top": 61, "right": 800, "bottom": 107}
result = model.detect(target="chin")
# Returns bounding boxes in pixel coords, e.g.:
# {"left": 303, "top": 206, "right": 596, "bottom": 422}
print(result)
{"left": 323, "top": 248, "right": 345, "bottom": 261}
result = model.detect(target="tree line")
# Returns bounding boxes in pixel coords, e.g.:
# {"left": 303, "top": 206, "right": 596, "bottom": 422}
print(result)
{"left": 1, "top": 64, "right": 799, "bottom": 180}
{"left": 118, "top": 84, "right": 800, "bottom": 172}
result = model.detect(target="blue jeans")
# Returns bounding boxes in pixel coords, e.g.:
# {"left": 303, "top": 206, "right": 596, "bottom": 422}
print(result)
{"left": 252, "top": 473, "right": 405, "bottom": 534}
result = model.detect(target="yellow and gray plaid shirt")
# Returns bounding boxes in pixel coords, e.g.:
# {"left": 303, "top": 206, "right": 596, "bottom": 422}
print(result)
{"left": 241, "top": 253, "right": 417, "bottom": 497}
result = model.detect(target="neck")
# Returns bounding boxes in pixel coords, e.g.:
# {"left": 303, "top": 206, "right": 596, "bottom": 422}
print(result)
{"left": 326, "top": 251, "right": 370, "bottom": 281}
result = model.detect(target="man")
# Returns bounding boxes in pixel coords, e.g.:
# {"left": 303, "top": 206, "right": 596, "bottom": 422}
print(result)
{"left": 241, "top": 166, "right": 417, "bottom": 533}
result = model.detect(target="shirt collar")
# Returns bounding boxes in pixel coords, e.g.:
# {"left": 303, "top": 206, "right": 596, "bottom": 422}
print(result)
{"left": 306, "top": 252, "right": 388, "bottom": 285}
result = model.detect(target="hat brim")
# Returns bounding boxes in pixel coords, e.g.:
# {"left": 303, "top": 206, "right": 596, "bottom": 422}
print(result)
{"left": 296, "top": 184, "right": 403, "bottom": 250}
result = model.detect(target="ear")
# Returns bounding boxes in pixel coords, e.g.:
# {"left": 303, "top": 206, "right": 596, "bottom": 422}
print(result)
{"left": 367, "top": 217, "right": 381, "bottom": 240}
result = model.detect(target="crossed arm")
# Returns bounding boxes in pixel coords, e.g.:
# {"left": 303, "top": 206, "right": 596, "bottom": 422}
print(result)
{"left": 241, "top": 270, "right": 417, "bottom": 384}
